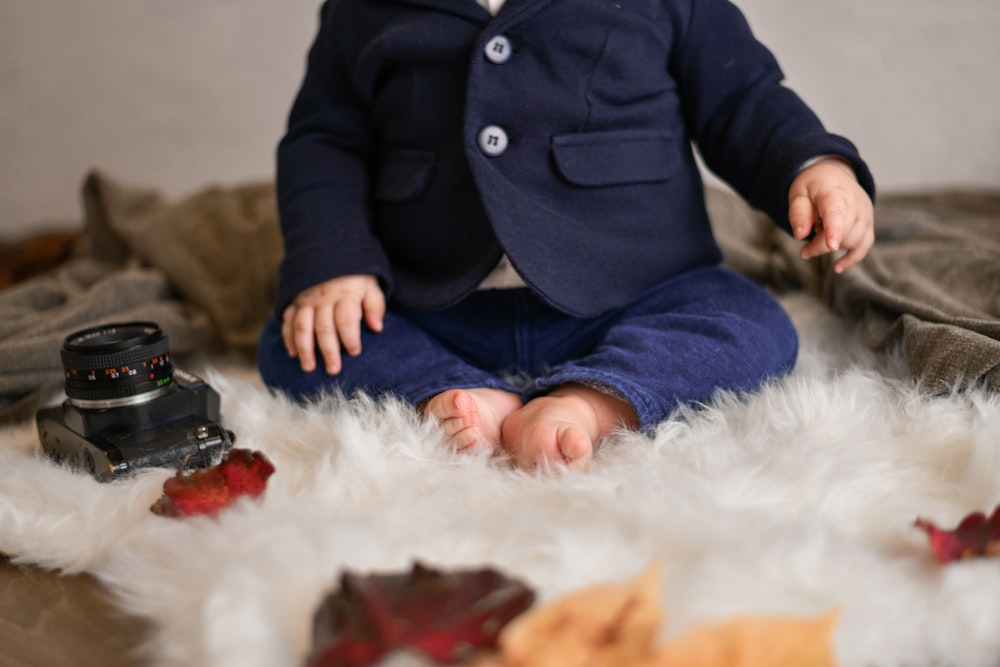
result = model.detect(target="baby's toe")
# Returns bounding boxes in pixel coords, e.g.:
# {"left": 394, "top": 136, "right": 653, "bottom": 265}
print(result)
{"left": 557, "top": 426, "right": 593, "bottom": 470}
{"left": 452, "top": 424, "right": 487, "bottom": 451}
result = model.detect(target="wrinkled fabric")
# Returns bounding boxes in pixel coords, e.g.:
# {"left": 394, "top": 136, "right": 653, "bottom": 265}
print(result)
{"left": 707, "top": 187, "right": 1000, "bottom": 393}
{"left": 0, "top": 171, "right": 282, "bottom": 424}
{"left": 77, "top": 171, "right": 282, "bottom": 352}
{"left": 0, "top": 260, "right": 217, "bottom": 423}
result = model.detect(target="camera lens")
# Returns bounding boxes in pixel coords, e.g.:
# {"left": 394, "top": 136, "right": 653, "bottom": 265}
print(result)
{"left": 60, "top": 322, "right": 175, "bottom": 409}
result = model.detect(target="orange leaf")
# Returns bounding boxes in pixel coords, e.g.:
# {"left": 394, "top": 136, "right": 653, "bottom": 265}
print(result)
{"left": 479, "top": 561, "right": 839, "bottom": 667}
{"left": 494, "top": 562, "right": 662, "bottom": 667}
{"left": 643, "top": 609, "right": 839, "bottom": 667}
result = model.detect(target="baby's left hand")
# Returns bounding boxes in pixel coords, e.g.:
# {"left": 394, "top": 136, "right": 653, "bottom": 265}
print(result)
{"left": 788, "top": 158, "right": 874, "bottom": 273}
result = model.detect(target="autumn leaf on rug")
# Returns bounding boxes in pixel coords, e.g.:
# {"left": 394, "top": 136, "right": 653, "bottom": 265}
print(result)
{"left": 477, "top": 563, "right": 838, "bottom": 667}
{"left": 150, "top": 448, "right": 275, "bottom": 518}
{"left": 307, "top": 563, "right": 535, "bottom": 666}
{"left": 915, "top": 504, "right": 1000, "bottom": 564}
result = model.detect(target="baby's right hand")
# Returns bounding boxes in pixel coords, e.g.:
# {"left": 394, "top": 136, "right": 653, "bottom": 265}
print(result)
{"left": 281, "top": 274, "right": 385, "bottom": 375}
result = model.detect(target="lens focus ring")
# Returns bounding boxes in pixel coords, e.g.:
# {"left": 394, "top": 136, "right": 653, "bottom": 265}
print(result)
{"left": 60, "top": 322, "right": 174, "bottom": 406}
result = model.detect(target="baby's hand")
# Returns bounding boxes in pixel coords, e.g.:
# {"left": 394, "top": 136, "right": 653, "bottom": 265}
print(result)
{"left": 281, "top": 274, "right": 385, "bottom": 374}
{"left": 788, "top": 158, "right": 875, "bottom": 273}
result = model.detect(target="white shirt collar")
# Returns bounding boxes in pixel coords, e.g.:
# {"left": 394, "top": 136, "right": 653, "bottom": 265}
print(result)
{"left": 476, "top": 0, "right": 507, "bottom": 16}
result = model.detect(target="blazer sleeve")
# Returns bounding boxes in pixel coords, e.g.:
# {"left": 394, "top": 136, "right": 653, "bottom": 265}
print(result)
{"left": 273, "top": 0, "right": 392, "bottom": 316}
{"left": 671, "top": 0, "right": 875, "bottom": 232}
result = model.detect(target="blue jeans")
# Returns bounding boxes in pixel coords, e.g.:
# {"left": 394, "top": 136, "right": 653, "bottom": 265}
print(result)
{"left": 257, "top": 265, "right": 798, "bottom": 430}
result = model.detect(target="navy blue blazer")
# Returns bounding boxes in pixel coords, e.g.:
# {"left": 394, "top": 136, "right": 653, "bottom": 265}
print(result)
{"left": 275, "top": 0, "right": 875, "bottom": 317}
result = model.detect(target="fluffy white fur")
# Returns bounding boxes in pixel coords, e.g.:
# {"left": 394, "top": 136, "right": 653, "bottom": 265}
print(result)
{"left": 2, "top": 293, "right": 1000, "bottom": 667}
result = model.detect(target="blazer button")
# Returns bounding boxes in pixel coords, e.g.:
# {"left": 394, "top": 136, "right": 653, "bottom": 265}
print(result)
{"left": 478, "top": 125, "right": 509, "bottom": 157}
{"left": 484, "top": 35, "right": 512, "bottom": 64}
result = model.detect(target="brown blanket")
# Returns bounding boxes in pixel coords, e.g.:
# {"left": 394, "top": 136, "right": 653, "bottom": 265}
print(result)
{"left": 708, "top": 187, "right": 1000, "bottom": 394}
{"left": 1, "top": 172, "right": 997, "bottom": 424}
{"left": 0, "top": 171, "right": 281, "bottom": 423}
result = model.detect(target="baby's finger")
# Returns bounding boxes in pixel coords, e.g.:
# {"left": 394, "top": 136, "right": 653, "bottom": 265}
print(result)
{"left": 292, "top": 306, "right": 318, "bottom": 373}
{"left": 799, "top": 231, "right": 831, "bottom": 260}
{"left": 313, "top": 303, "right": 342, "bottom": 375}
{"left": 334, "top": 298, "right": 364, "bottom": 358}
{"left": 281, "top": 305, "right": 299, "bottom": 358}
{"left": 363, "top": 288, "right": 386, "bottom": 333}
{"left": 833, "top": 246, "right": 866, "bottom": 274}
{"left": 787, "top": 193, "right": 816, "bottom": 240}
{"left": 814, "top": 190, "right": 848, "bottom": 251}
{"left": 833, "top": 225, "right": 875, "bottom": 273}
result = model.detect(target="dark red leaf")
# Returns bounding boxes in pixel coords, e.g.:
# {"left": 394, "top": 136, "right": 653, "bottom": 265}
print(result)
{"left": 915, "top": 505, "right": 1000, "bottom": 564}
{"left": 150, "top": 448, "right": 275, "bottom": 518}
{"left": 307, "top": 562, "right": 535, "bottom": 667}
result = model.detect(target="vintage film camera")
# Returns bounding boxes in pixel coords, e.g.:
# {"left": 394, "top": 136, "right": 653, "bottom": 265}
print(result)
{"left": 36, "top": 322, "right": 235, "bottom": 482}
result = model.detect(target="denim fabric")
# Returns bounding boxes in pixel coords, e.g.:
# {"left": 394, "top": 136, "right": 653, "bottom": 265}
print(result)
{"left": 257, "top": 265, "right": 798, "bottom": 429}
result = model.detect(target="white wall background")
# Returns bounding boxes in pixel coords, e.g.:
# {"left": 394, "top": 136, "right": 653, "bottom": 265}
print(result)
{"left": 1, "top": 0, "right": 999, "bottom": 238}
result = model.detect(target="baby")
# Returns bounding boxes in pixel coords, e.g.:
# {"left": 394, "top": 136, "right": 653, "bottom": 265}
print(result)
{"left": 258, "top": 0, "right": 875, "bottom": 470}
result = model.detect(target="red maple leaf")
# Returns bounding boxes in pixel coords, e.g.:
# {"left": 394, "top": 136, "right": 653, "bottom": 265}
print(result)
{"left": 150, "top": 448, "right": 275, "bottom": 518}
{"left": 307, "top": 563, "right": 536, "bottom": 667}
{"left": 915, "top": 505, "right": 1000, "bottom": 564}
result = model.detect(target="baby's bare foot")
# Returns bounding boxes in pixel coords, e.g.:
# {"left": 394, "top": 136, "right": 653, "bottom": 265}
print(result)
{"left": 500, "top": 384, "right": 637, "bottom": 471}
{"left": 424, "top": 388, "right": 523, "bottom": 451}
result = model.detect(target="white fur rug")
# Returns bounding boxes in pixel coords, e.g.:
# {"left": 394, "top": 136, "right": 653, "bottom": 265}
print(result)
{"left": 2, "top": 292, "right": 1000, "bottom": 667}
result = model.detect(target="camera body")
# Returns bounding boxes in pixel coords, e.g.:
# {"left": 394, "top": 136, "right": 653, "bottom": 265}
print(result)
{"left": 36, "top": 323, "right": 234, "bottom": 482}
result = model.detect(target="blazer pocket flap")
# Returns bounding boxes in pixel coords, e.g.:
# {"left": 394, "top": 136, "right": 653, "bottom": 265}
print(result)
{"left": 375, "top": 150, "right": 437, "bottom": 202}
{"left": 552, "top": 131, "right": 677, "bottom": 187}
